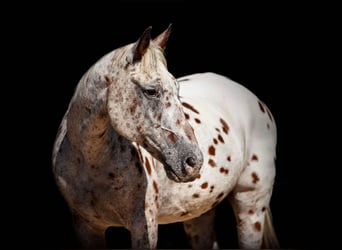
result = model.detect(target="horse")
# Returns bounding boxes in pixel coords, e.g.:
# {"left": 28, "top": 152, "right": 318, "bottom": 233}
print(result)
{"left": 52, "top": 25, "right": 279, "bottom": 249}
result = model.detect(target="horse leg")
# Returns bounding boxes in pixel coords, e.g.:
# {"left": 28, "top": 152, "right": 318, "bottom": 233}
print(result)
{"left": 128, "top": 193, "right": 159, "bottom": 248}
{"left": 72, "top": 212, "right": 106, "bottom": 248}
{"left": 183, "top": 208, "right": 218, "bottom": 249}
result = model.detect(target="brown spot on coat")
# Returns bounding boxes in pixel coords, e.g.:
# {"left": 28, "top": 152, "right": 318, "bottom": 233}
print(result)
{"left": 227, "top": 156, "right": 231, "bottom": 162}
{"left": 213, "top": 138, "right": 218, "bottom": 144}
{"left": 208, "top": 159, "right": 216, "bottom": 167}
{"left": 217, "top": 192, "right": 224, "bottom": 200}
{"left": 193, "top": 193, "right": 200, "bottom": 198}
{"left": 194, "top": 118, "right": 201, "bottom": 124}
{"left": 254, "top": 221, "right": 262, "bottom": 231}
{"left": 210, "top": 185, "right": 215, "bottom": 193}
{"left": 208, "top": 145, "right": 216, "bottom": 156}
{"left": 145, "top": 157, "right": 152, "bottom": 175}
{"left": 266, "top": 107, "right": 273, "bottom": 122}
{"left": 217, "top": 134, "right": 224, "bottom": 143}
{"left": 258, "top": 100, "right": 265, "bottom": 113}
{"left": 251, "top": 154, "right": 258, "bottom": 161}
{"left": 248, "top": 209, "right": 254, "bottom": 214}
{"left": 153, "top": 181, "right": 159, "bottom": 194}
{"left": 182, "top": 102, "right": 200, "bottom": 114}
{"left": 201, "top": 182, "right": 208, "bottom": 189}
{"left": 220, "top": 118, "right": 229, "bottom": 134}
{"left": 220, "top": 167, "right": 229, "bottom": 175}
{"left": 251, "top": 172, "right": 260, "bottom": 184}
{"left": 211, "top": 201, "right": 219, "bottom": 208}
{"left": 262, "top": 207, "right": 266, "bottom": 212}
{"left": 184, "top": 113, "right": 190, "bottom": 119}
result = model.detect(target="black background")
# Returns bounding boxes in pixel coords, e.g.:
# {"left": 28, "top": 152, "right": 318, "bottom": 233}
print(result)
{"left": 5, "top": 1, "right": 337, "bottom": 249}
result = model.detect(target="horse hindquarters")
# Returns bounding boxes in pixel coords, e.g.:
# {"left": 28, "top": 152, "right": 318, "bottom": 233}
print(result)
{"left": 229, "top": 142, "right": 279, "bottom": 248}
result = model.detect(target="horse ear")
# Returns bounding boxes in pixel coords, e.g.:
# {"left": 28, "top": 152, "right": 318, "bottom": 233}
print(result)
{"left": 153, "top": 23, "right": 172, "bottom": 51}
{"left": 129, "top": 26, "right": 152, "bottom": 63}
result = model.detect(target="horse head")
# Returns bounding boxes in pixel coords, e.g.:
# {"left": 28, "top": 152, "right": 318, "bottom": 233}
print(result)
{"left": 105, "top": 25, "right": 203, "bottom": 182}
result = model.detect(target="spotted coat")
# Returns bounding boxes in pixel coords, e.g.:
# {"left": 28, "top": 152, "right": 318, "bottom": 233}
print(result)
{"left": 52, "top": 27, "right": 279, "bottom": 249}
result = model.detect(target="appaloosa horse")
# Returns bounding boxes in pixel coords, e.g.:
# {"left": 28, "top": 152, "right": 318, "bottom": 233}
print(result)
{"left": 52, "top": 25, "right": 279, "bottom": 249}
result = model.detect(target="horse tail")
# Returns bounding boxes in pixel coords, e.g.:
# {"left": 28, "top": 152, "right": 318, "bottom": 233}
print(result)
{"left": 262, "top": 206, "right": 280, "bottom": 248}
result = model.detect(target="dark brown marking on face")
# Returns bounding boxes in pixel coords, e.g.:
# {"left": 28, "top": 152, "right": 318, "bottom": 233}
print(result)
{"left": 201, "top": 182, "right": 208, "bottom": 189}
{"left": 227, "top": 156, "right": 231, "bottom": 162}
{"left": 145, "top": 157, "right": 152, "bottom": 176}
{"left": 208, "top": 145, "right": 216, "bottom": 156}
{"left": 108, "top": 172, "right": 115, "bottom": 179}
{"left": 248, "top": 209, "right": 254, "bottom": 214}
{"left": 153, "top": 180, "right": 159, "bottom": 194}
{"left": 167, "top": 132, "right": 178, "bottom": 143}
{"left": 251, "top": 154, "right": 258, "bottom": 161}
{"left": 208, "top": 159, "right": 216, "bottom": 167}
{"left": 184, "top": 113, "right": 190, "bottom": 119}
{"left": 217, "top": 134, "right": 224, "bottom": 143}
{"left": 210, "top": 185, "right": 214, "bottom": 193}
{"left": 251, "top": 172, "right": 260, "bottom": 184}
{"left": 194, "top": 118, "right": 201, "bottom": 124}
{"left": 213, "top": 138, "right": 218, "bottom": 144}
{"left": 258, "top": 100, "right": 265, "bottom": 113}
{"left": 220, "top": 118, "right": 229, "bottom": 134}
{"left": 219, "top": 167, "right": 229, "bottom": 175}
{"left": 254, "top": 221, "right": 262, "bottom": 231}
{"left": 182, "top": 102, "right": 200, "bottom": 114}
{"left": 193, "top": 193, "right": 200, "bottom": 198}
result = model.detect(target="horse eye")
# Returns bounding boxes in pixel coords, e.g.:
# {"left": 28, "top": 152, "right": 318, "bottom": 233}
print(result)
{"left": 143, "top": 88, "right": 160, "bottom": 98}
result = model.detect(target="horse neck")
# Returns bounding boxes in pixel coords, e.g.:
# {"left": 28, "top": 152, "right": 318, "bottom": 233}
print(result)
{"left": 66, "top": 62, "right": 115, "bottom": 165}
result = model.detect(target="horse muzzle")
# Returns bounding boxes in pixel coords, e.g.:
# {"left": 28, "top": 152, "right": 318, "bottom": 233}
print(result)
{"left": 163, "top": 143, "right": 203, "bottom": 182}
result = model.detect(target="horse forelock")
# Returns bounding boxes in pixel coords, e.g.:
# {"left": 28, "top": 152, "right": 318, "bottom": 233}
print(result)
{"left": 140, "top": 44, "right": 167, "bottom": 73}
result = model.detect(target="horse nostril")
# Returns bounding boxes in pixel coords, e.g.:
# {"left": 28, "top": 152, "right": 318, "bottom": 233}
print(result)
{"left": 185, "top": 157, "right": 196, "bottom": 168}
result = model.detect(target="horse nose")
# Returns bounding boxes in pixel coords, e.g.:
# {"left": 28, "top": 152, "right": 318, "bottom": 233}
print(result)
{"left": 185, "top": 157, "right": 196, "bottom": 168}
{"left": 183, "top": 149, "right": 203, "bottom": 179}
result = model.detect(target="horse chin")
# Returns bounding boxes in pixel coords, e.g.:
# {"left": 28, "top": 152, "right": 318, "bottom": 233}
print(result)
{"left": 164, "top": 165, "right": 198, "bottom": 183}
